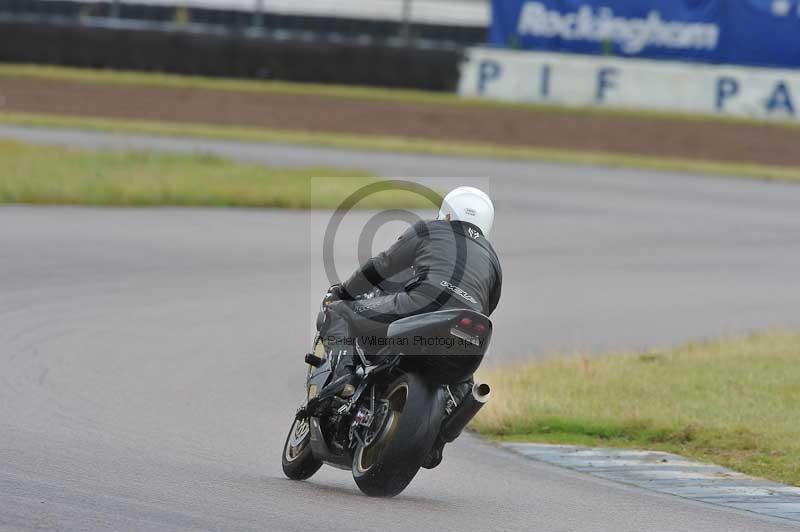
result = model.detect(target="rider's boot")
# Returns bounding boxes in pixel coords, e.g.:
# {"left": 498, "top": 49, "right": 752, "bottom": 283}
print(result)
{"left": 421, "top": 378, "right": 475, "bottom": 469}
{"left": 421, "top": 438, "right": 445, "bottom": 469}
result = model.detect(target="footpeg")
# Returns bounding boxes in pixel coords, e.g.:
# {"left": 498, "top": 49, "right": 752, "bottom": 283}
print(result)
{"left": 305, "top": 353, "right": 324, "bottom": 367}
{"left": 440, "top": 383, "right": 491, "bottom": 443}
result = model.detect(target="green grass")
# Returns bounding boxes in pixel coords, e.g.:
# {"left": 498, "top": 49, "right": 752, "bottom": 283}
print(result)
{"left": 2, "top": 111, "right": 800, "bottom": 184}
{"left": 0, "top": 140, "right": 434, "bottom": 209}
{"left": 473, "top": 330, "right": 800, "bottom": 486}
{"left": 2, "top": 62, "right": 799, "bottom": 130}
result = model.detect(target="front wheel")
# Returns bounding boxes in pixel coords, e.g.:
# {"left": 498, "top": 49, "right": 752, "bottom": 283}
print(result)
{"left": 351, "top": 372, "right": 445, "bottom": 497}
{"left": 282, "top": 416, "right": 322, "bottom": 480}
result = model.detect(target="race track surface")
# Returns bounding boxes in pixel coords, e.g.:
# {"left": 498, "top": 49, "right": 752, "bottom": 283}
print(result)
{"left": 2, "top": 126, "right": 800, "bottom": 531}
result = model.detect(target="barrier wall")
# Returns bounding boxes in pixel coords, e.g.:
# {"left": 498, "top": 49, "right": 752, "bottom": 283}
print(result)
{"left": 0, "top": 22, "right": 463, "bottom": 91}
{"left": 459, "top": 48, "right": 800, "bottom": 121}
{"left": 0, "top": 0, "right": 487, "bottom": 47}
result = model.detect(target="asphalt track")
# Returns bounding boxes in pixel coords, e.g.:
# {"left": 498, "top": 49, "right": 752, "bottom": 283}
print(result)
{"left": 1, "top": 125, "right": 800, "bottom": 531}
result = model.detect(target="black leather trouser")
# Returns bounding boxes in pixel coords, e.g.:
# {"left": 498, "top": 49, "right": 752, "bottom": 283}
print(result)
{"left": 322, "top": 291, "right": 438, "bottom": 377}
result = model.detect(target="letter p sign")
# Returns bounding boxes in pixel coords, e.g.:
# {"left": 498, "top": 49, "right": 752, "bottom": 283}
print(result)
{"left": 478, "top": 60, "right": 502, "bottom": 95}
{"left": 716, "top": 77, "right": 739, "bottom": 111}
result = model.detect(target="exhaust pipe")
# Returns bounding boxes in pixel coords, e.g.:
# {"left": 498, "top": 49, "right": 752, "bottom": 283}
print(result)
{"left": 440, "top": 382, "right": 491, "bottom": 443}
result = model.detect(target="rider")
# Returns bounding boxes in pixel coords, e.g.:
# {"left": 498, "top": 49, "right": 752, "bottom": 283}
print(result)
{"left": 320, "top": 186, "right": 502, "bottom": 401}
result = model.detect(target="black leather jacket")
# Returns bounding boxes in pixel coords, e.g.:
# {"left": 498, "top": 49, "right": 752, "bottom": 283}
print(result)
{"left": 341, "top": 220, "right": 502, "bottom": 316}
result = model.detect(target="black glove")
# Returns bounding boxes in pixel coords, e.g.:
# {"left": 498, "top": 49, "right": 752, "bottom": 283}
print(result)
{"left": 318, "top": 286, "right": 342, "bottom": 333}
{"left": 324, "top": 284, "right": 352, "bottom": 306}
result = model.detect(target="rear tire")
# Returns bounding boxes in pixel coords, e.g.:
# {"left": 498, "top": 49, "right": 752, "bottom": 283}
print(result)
{"left": 351, "top": 372, "right": 445, "bottom": 497}
{"left": 282, "top": 416, "right": 322, "bottom": 480}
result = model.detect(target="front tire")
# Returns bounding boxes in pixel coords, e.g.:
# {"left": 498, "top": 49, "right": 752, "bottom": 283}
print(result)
{"left": 282, "top": 416, "right": 322, "bottom": 480}
{"left": 351, "top": 372, "right": 445, "bottom": 497}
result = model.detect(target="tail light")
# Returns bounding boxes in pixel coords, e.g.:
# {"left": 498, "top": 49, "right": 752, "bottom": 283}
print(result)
{"left": 458, "top": 315, "right": 488, "bottom": 335}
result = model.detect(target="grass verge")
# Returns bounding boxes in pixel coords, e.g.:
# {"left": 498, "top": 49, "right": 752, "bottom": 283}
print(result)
{"left": 2, "top": 112, "right": 799, "bottom": 184}
{"left": 473, "top": 330, "right": 800, "bottom": 486}
{"left": 2, "top": 63, "right": 799, "bottom": 130}
{"left": 0, "top": 139, "right": 432, "bottom": 209}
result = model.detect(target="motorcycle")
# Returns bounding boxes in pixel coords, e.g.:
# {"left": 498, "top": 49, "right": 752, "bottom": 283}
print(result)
{"left": 281, "top": 291, "right": 493, "bottom": 497}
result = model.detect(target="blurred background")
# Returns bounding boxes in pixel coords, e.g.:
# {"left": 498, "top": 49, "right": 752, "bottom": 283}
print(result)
{"left": 2, "top": 0, "right": 798, "bottom": 110}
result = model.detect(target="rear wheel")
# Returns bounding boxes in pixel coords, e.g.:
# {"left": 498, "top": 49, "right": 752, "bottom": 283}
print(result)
{"left": 351, "top": 372, "right": 445, "bottom": 497}
{"left": 282, "top": 416, "right": 322, "bottom": 480}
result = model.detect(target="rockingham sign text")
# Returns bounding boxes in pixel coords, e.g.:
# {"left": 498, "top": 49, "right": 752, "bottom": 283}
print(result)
{"left": 516, "top": 3, "right": 719, "bottom": 55}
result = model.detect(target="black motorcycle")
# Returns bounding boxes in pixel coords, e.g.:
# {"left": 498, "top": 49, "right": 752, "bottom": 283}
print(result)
{"left": 281, "top": 293, "right": 493, "bottom": 497}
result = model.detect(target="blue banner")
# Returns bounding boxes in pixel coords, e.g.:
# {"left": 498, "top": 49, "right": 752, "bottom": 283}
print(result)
{"left": 489, "top": 1, "right": 800, "bottom": 69}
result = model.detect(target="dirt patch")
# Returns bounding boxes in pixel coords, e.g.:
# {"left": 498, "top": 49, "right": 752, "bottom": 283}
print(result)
{"left": 2, "top": 77, "right": 799, "bottom": 167}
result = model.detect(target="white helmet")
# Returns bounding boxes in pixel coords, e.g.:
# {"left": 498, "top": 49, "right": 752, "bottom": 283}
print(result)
{"left": 438, "top": 186, "right": 495, "bottom": 237}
